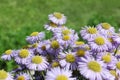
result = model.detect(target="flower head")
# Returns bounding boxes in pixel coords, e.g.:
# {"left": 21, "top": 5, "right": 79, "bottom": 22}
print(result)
{"left": 1, "top": 49, "right": 16, "bottom": 60}
{"left": 26, "top": 32, "right": 45, "bottom": 44}
{"left": 59, "top": 51, "right": 78, "bottom": 70}
{"left": 45, "top": 67, "right": 75, "bottom": 80}
{"left": 14, "top": 49, "right": 32, "bottom": 65}
{"left": 96, "top": 23, "right": 115, "bottom": 37}
{"left": 89, "top": 36, "right": 112, "bottom": 52}
{"left": 80, "top": 26, "right": 100, "bottom": 41}
{"left": 49, "top": 12, "right": 66, "bottom": 25}
{"left": 27, "top": 55, "right": 49, "bottom": 71}
{"left": 0, "top": 70, "right": 13, "bottom": 80}
{"left": 78, "top": 57, "right": 114, "bottom": 80}
{"left": 15, "top": 73, "right": 30, "bottom": 80}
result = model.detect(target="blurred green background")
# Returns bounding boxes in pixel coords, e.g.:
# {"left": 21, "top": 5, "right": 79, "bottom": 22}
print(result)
{"left": 1, "top": 0, "right": 120, "bottom": 71}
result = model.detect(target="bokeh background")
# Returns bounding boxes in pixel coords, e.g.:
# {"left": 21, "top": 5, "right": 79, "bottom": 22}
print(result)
{"left": 0, "top": 0, "right": 120, "bottom": 71}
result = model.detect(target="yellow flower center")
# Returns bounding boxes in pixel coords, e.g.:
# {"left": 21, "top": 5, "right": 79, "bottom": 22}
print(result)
{"left": 101, "top": 23, "right": 111, "bottom": 30}
{"left": 87, "top": 27, "right": 97, "bottom": 34}
{"left": 108, "top": 38, "right": 113, "bottom": 43}
{"left": 5, "top": 49, "right": 12, "bottom": 55}
{"left": 54, "top": 12, "right": 62, "bottom": 19}
{"left": 19, "top": 49, "right": 29, "bottom": 58}
{"left": 116, "top": 62, "right": 120, "bottom": 70}
{"left": 62, "top": 30, "right": 70, "bottom": 35}
{"left": 0, "top": 70, "right": 8, "bottom": 79}
{"left": 76, "top": 49, "right": 85, "bottom": 57}
{"left": 30, "top": 32, "right": 39, "bottom": 36}
{"left": 32, "top": 43, "right": 38, "bottom": 48}
{"left": 56, "top": 75, "right": 68, "bottom": 80}
{"left": 41, "top": 45, "right": 46, "bottom": 50}
{"left": 88, "top": 61, "right": 101, "bottom": 72}
{"left": 75, "top": 41, "right": 84, "bottom": 45}
{"left": 32, "top": 56, "right": 43, "bottom": 64}
{"left": 95, "top": 37, "right": 105, "bottom": 45}
{"left": 50, "top": 22, "right": 57, "bottom": 27}
{"left": 110, "top": 70, "right": 117, "bottom": 77}
{"left": 102, "top": 54, "right": 111, "bottom": 63}
{"left": 52, "top": 61, "right": 59, "bottom": 67}
{"left": 17, "top": 76, "right": 25, "bottom": 80}
{"left": 66, "top": 54, "right": 75, "bottom": 63}
{"left": 51, "top": 40, "right": 60, "bottom": 49}
{"left": 85, "top": 45, "right": 90, "bottom": 50}
{"left": 63, "top": 35, "right": 70, "bottom": 41}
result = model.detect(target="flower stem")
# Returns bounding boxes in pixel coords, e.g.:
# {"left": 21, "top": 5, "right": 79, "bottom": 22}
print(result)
{"left": 28, "top": 70, "right": 34, "bottom": 80}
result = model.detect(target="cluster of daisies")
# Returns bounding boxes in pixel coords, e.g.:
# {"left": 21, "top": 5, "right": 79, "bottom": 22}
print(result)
{"left": 1, "top": 12, "right": 120, "bottom": 80}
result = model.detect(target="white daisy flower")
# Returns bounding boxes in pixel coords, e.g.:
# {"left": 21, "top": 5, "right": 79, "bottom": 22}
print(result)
{"left": 14, "top": 49, "right": 32, "bottom": 65}
{"left": 59, "top": 51, "right": 78, "bottom": 70}
{"left": 15, "top": 73, "right": 30, "bottom": 80}
{"left": 27, "top": 55, "right": 49, "bottom": 71}
{"left": 80, "top": 26, "right": 100, "bottom": 41}
{"left": 1, "top": 49, "right": 15, "bottom": 60}
{"left": 96, "top": 23, "right": 115, "bottom": 37}
{"left": 26, "top": 31, "right": 45, "bottom": 44}
{"left": 48, "top": 12, "right": 66, "bottom": 25}
{"left": 0, "top": 70, "right": 13, "bottom": 80}
{"left": 88, "top": 36, "right": 112, "bottom": 52}
{"left": 78, "top": 57, "right": 114, "bottom": 80}
{"left": 45, "top": 67, "right": 76, "bottom": 80}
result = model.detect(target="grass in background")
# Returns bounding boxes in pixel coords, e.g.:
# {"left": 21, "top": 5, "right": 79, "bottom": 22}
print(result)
{"left": 0, "top": 0, "right": 120, "bottom": 71}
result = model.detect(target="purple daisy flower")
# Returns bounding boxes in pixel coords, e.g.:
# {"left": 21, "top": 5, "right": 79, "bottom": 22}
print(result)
{"left": 96, "top": 52, "right": 117, "bottom": 69}
{"left": 1, "top": 49, "right": 17, "bottom": 60}
{"left": 59, "top": 51, "right": 78, "bottom": 70}
{"left": 78, "top": 56, "right": 114, "bottom": 80}
{"left": 88, "top": 36, "right": 112, "bottom": 52}
{"left": 112, "top": 33, "right": 120, "bottom": 46}
{"left": 15, "top": 73, "right": 30, "bottom": 80}
{"left": 48, "top": 40, "right": 63, "bottom": 57}
{"left": 45, "top": 67, "right": 76, "bottom": 80}
{"left": 44, "top": 22, "right": 62, "bottom": 31}
{"left": 96, "top": 23, "right": 115, "bottom": 37}
{"left": 0, "top": 70, "right": 13, "bottom": 80}
{"left": 48, "top": 12, "right": 66, "bottom": 25}
{"left": 26, "top": 32, "right": 45, "bottom": 44}
{"left": 26, "top": 55, "right": 49, "bottom": 71}
{"left": 37, "top": 40, "right": 51, "bottom": 55}
{"left": 80, "top": 26, "right": 100, "bottom": 41}
{"left": 14, "top": 49, "right": 32, "bottom": 65}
